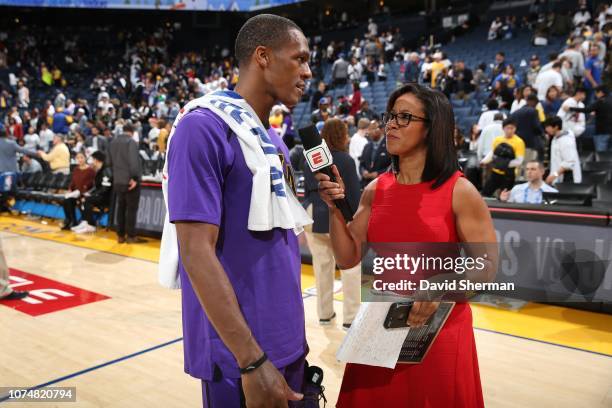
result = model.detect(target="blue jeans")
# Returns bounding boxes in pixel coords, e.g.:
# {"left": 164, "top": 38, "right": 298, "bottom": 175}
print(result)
{"left": 593, "top": 134, "right": 611, "bottom": 152}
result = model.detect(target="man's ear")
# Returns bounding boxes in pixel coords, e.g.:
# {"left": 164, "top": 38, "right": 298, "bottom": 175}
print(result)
{"left": 254, "top": 46, "right": 270, "bottom": 69}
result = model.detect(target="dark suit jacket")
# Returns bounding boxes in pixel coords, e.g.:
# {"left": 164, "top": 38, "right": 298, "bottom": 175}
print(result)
{"left": 85, "top": 135, "right": 108, "bottom": 154}
{"left": 304, "top": 150, "right": 361, "bottom": 234}
{"left": 359, "top": 138, "right": 391, "bottom": 181}
{"left": 510, "top": 106, "right": 543, "bottom": 149}
{"left": 108, "top": 134, "right": 141, "bottom": 189}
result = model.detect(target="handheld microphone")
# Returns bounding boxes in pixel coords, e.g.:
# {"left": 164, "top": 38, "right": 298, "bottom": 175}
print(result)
{"left": 299, "top": 125, "right": 354, "bottom": 222}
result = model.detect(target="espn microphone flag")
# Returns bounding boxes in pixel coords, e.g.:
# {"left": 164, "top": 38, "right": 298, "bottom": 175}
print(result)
{"left": 299, "top": 125, "right": 354, "bottom": 222}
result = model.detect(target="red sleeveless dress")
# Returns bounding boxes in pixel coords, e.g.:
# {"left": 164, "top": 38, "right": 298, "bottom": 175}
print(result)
{"left": 336, "top": 171, "right": 484, "bottom": 408}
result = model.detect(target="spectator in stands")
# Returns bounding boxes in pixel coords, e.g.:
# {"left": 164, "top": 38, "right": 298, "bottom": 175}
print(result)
{"left": 38, "top": 134, "right": 70, "bottom": 174}
{"left": 535, "top": 62, "right": 564, "bottom": 100}
{"left": 311, "top": 97, "right": 331, "bottom": 125}
{"left": 560, "top": 39, "right": 585, "bottom": 82}
{"left": 7, "top": 117, "right": 23, "bottom": 141}
{"left": 476, "top": 112, "right": 504, "bottom": 161}
{"left": 511, "top": 85, "right": 545, "bottom": 122}
{"left": 20, "top": 155, "right": 42, "bottom": 173}
{"left": 403, "top": 53, "right": 420, "bottom": 84}
{"left": 71, "top": 151, "right": 113, "bottom": 234}
{"left": 557, "top": 87, "right": 586, "bottom": 137}
{"left": 38, "top": 122, "right": 54, "bottom": 152}
{"left": 349, "top": 118, "right": 370, "bottom": 178}
{"left": 377, "top": 58, "right": 388, "bottom": 81}
{"left": 23, "top": 126, "right": 39, "bottom": 151}
{"left": 570, "top": 85, "right": 612, "bottom": 151}
{"left": 488, "top": 17, "right": 503, "bottom": 40}
{"left": 85, "top": 126, "right": 108, "bottom": 154}
{"left": 157, "top": 120, "right": 170, "bottom": 155}
{"left": 0, "top": 129, "right": 36, "bottom": 173}
{"left": 310, "top": 81, "right": 326, "bottom": 111}
{"left": 331, "top": 53, "right": 350, "bottom": 88}
{"left": 355, "top": 100, "right": 377, "bottom": 123}
{"left": 51, "top": 107, "right": 71, "bottom": 136}
{"left": 583, "top": 44, "right": 604, "bottom": 104}
{"left": 573, "top": 5, "right": 592, "bottom": 27}
{"left": 108, "top": 122, "right": 143, "bottom": 244}
{"left": 347, "top": 82, "right": 362, "bottom": 117}
{"left": 16, "top": 81, "right": 29, "bottom": 109}
{"left": 348, "top": 57, "right": 363, "bottom": 83}
{"left": 481, "top": 118, "right": 526, "bottom": 196}
{"left": 525, "top": 55, "right": 541, "bottom": 87}
{"left": 472, "top": 63, "right": 490, "bottom": 92}
{"left": 61, "top": 152, "right": 96, "bottom": 231}
{"left": 499, "top": 160, "right": 557, "bottom": 203}
{"left": 542, "top": 85, "right": 563, "bottom": 117}
{"left": 303, "top": 118, "right": 361, "bottom": 329}
{"left": 359, "top": 119, "right": 390, "bottom": 188}
{"left": 364, "top": 55, "right": 377, "bottom": 82}
{"left": 511, "top": 94, "right": 545, "bottom": 160}
{"left": 430, "top": 52, "right": 445, "bottom": 88}
{"left": 448, "top": 60, "right": 474, "bottom": 95}
{"left": 493, "top": 64, "right": 521, "bottom": 108}
{"left": 491, "top": 52, "right": 507, "bottom": 80}
{"left": 477, "top": 99, "right": 501, "bottom": 131}
{"left": 544, "top": 116, "right": 582, "bottom": 184}
{"left": 468, "top": 124, "right": 480, "bottom": 152}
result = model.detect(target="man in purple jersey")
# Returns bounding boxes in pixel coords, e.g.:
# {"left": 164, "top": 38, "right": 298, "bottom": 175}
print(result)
{"left": 167, "top": 14, "right": 312, "bottom": 408}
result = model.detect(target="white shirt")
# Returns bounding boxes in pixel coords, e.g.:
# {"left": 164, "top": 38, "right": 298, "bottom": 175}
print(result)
{"left": 508, "top": 182, "right": 558, "bottom": 204}
{"left": 477, "top": 121, "right": 503, "bottom": 161}
{"left": 17, "top": 86, "right": 29, "bottom": 108}
{"left": 349, "top": 131, "right": 369, "bottom": 179}
{"left": 510, "top": 99, "right": 526, "bottom": 113}
{"left": 534, "top": 69, "right": 563, "bottom": 101}
{"left": 573, "top": 10, "right": 591, "bottom": 26}
{"left": 39, "top": 129, "right": 54, "bottom": 152}
{"left": 550, "top": 130, "right": 581, "bottom": 184}
{"left": 24, "top": 133, "right": 40, "bottom": 150}
{"left": 477, "top": 110, "right": 500, "bottom": 132}
{"left": 557, "top": 97, "right": 585, "bottom": 137}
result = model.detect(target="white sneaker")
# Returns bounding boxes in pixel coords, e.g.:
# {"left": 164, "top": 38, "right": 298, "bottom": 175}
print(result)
{"left": 75, "top": 224, "right": 96, "bottom": 234}
{"left": 71, "top": 221, "right": 88, "bottom": 232}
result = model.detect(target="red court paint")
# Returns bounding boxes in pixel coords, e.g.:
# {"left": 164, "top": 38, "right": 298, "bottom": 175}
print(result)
{"left": 0, "top": 269, "right": 110, "bottom": 316}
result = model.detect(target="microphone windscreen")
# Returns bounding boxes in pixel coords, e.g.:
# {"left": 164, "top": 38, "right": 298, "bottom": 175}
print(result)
{"left": 299, "top": 125, "right": 323, "bottom": 151}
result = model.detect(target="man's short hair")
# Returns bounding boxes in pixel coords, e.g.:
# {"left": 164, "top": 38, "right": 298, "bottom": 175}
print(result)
{"left": 493, "top": 113, "right": 505, "bottom": 121}
{"left": 235, "top": 14, "right": 302, "bottom": 67}
{"left": 574, "top": 87, "right": 586, "bottom": 95}
{"left": 496, "top": 51, "right": 505, "bottom": 57}
{"left": 552, "top": 61, "right": 562, "bottom": 70}
{"left": 486, "top": 99, "right": 499, "bottom": 110}
{"left": 544, "top": 116, "right": 563, "bottom": 130}
{"left": 596, "top": 85, "right": 608, "bottom": 95}
{"left": 92, "top": 151, "right": 106, "bottom": 163}
{"left": 526, "top": 160, "right": 544, "bottom": 169}
{"left": 123, "top": 123, "right": 134, "bottom": 133}
{"left": 357, "top": 118, "right": 370, "bottom": 130}
{"left": 502, "top": 118, "right": 517, "bottom": 128}
{"left": 526, "top": 94, "right": 540, "bottom": 104}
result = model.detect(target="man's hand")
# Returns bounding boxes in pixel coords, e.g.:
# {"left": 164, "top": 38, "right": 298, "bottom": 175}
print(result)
{"left": 242, "top": 361, "right": 303, "bottom": 408}
{"left": 407, "top": 301, "right": 440, "bottom": 328}
{"left": 128, "top": 179, "right": 137, "bottom": 191}
{"left": 545, "top": 174, "right": 557, "bottom": 185}
{"left": 499, "top": 188, "right": 510, "bottom": 202}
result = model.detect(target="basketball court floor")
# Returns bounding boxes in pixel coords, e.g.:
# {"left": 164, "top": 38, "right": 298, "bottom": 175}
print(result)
{"left": 1, "top": 214, "right": 611, "bottom": 407}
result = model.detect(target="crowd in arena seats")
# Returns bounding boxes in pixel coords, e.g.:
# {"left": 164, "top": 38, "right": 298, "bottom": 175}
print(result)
{"left": 0, "top": 0, "right": 611, "bottom": 222}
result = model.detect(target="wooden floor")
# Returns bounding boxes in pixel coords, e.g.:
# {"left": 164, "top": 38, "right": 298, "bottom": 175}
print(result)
{"left": 1, "top": 220, "right": 611, "bottom": 407}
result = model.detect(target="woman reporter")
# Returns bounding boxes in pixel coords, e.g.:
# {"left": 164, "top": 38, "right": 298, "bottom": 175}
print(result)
{"left": 315, "top": 83, "right": 497, "bottom": 407}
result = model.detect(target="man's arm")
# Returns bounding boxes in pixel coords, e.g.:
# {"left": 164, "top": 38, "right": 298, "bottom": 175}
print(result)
{"left": 175, "top": 222, "right": 302, "bottom": 407}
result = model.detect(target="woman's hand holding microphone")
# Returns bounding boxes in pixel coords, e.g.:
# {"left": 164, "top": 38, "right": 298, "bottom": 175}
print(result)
{"left": 314, "top": 165, "right": 345, "bottom": 209}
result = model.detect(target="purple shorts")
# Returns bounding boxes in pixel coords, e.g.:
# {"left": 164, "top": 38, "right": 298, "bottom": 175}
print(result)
{"left": 201, "top": 355, "right": 305, "bottom": 408}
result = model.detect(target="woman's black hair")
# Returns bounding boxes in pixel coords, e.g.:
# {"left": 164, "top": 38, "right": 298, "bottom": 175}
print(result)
{"left": 386, "top": 83, "right": 459, "bottom": 190}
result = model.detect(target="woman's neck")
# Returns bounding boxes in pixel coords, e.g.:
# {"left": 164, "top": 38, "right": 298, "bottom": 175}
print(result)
{"left": 396, "top": 148, "right": 427, "bottom": 185}
{"left": 78, "top": 164, "right": 88, "bottom": 170}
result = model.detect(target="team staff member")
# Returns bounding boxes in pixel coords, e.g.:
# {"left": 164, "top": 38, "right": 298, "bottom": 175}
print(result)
{"left": 168, "top": 15, "right": 312, "bottom": 408}
{"left": 316, "top": 83, "right": 497, "bottom": 407}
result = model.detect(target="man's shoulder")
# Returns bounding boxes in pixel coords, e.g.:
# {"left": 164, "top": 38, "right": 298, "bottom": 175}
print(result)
{"left": 511, "top": 182, "right": 529, "bottom": 192}
{"left": 173, "top": 108, "right": 230, "bottom": 140}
